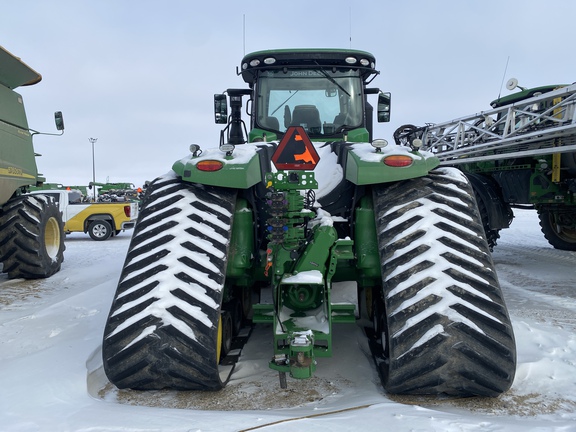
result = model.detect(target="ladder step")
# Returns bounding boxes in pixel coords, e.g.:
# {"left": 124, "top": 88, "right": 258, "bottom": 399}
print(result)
{"left": 331, "top": 303, "right": 356, "bottom": 323}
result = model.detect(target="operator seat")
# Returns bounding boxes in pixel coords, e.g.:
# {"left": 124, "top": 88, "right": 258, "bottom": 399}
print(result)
{"left": 291, "top": 105, "right": 321, "bottom": 134}
{"left": 262, "top": 116, "right": 280, "bottom": 131}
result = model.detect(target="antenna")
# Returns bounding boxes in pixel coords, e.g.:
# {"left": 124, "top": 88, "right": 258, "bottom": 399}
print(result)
{"left": 349, "top": 6, "right": 352, "bottom": 48}
{"left": 497, "top": 56, "right": 510, "bottom": 100}
{"left": 243, "top": 14, "right": 246, "bottom": 56}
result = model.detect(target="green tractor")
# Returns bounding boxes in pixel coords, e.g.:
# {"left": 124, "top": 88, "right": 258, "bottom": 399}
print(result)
{"left": 0, "top": 45, "right": 65, "bottom": 279}
{"left": 102, "top": 49, "right": 516, "bottom": 397}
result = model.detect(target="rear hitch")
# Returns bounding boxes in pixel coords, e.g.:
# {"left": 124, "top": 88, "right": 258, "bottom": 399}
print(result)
{"left": 270, "top": 330, "right": 316, "bottom": 389}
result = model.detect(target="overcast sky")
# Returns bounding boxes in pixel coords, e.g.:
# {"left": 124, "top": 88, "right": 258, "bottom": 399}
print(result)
{"left": 2, "top": 0, "right": 575, "bottom": 189}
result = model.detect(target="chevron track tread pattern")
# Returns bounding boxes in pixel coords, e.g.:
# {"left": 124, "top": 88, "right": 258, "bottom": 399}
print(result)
{"left": 102, "top": 173, "right": 236, "bottom": 390}
{"left": 373, "top": 167, "right": 516, "bottom": 397}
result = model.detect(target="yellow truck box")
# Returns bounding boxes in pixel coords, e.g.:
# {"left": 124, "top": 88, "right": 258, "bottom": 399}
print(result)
{"left": 30, "top": 189, "right": 138, "bottom": 240}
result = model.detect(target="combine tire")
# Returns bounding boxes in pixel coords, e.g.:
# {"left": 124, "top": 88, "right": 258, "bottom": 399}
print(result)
{"left": 102, "top": 172, "right": 237, "bottom": 390}
{"left": 0, "top": 194, "right": 65, "bottom": 279}
{"left": 538, "top": 209, "right": 576, "bottom": 251}
{"left": 372, "top": 167, "right": 516, "bottom": 397}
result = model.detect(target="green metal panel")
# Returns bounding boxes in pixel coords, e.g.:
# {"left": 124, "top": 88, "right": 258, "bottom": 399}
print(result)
{"left": 172, "top": 147, "right": 262, "bottom": 189}
{"left": 530, "top": 170, "right": 575, "bottom": 205}
{"left": 345, "top": 144, "right": 439, "bottom": 185}
{"left": 490, "top": 84, "right": 567, "bottom": 108}
{"left": 354, "top": 195, "right": 381, "bottom": 282}
{"left": 248, "top": 128, "right": 278, "bottom": 143}
{"left": 345, "top": 128, "right": 370, "bottom": 143}
{"left": 0, "top": 85, "right": 29, "bottom": 129}
{"left": 0, "top": 85, "right": 38, "bottom": 205}
{"left": 226, "top": 198, "right": 254, "bottom": 281}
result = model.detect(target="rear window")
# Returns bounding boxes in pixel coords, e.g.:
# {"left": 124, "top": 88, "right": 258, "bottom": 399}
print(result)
{"left": 68, "top": 191, "right": 82, "bottom": 203}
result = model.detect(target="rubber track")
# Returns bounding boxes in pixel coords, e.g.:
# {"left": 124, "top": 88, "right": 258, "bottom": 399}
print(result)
{"left": 0, "top": 194, "right": 65, "bottom": 279}
{"left": 373, "top": 167, "right": 516, "bottom": 397}
{"left": 102, "top": 172, "right": 237, "bottom": 390}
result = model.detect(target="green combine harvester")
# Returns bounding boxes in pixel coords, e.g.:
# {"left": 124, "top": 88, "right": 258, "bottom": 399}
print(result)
{"left": 102, "top": 49, "right": 516, "bottom": 397}
{"left": 0, "top": 45, "right": 65, "bottom": 279}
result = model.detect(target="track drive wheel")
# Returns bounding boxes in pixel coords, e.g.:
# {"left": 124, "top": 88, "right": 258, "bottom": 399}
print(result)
{"left": 0, "top": 194, "right": 65, "bottom": 279}
{"left": 224, "top": 297, "right": 244, "bottom": 336}
{"left": 102, "top": 172, "right": 237, "bottom": 390}
{"left": 217, "top": 311, "right": 233, "bottom": 360}
{"left": 373, "top": 167, "right": 516, "bottom": 397}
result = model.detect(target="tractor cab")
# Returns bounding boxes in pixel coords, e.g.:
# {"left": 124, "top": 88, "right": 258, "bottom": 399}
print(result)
{"left": 215, "top": 49, "right": 391, "bottom": 144}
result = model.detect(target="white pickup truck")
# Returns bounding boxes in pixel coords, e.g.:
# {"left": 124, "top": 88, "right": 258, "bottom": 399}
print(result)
{"left": 30, "top": 189, "right": 139, "bottom": 240}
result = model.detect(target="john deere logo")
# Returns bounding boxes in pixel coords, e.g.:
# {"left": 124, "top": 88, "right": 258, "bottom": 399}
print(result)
{"left": 271, "top": 126, "right": 320, "bottom": 170}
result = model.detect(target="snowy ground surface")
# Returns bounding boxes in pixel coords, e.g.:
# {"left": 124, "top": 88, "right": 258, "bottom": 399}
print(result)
{"left": 1, "top": 209, "right": 575, "bottom": 431}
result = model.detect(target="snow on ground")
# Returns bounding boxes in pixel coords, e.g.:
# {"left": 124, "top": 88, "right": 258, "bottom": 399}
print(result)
{"left": 1, "top": 209, "right": 576, "bottom": 431}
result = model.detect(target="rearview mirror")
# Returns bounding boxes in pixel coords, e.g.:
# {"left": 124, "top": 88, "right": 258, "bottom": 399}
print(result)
{"left": 325, "top": 86, "right": 337, "bottom": 97}
{"left": 214, "top": 94, "right": 228, "bottom": 124}
{"left": 54, "top": 111, "right": 65, "bottom": 131}
{"left": 377, "top": 92, "right": 391, "bottom": 123}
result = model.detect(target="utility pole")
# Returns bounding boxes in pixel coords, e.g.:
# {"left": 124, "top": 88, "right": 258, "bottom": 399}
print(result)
{"left": 89, "top": 137, "right": 97, "bottom": 202}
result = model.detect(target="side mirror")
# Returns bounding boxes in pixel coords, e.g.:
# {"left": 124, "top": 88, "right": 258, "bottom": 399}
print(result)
{"left": 214, "top": 94, "right": 228, "bottom": 124}
{"left": 54, "top": 111, "right": 65, "bottom": 131}
{"left": 377, "top": 92, "right": 391, "bottom": 123}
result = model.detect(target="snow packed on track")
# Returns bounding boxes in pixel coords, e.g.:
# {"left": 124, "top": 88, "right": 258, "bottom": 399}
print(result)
{"left": 1, "top": 209, "right": 575, "bottom": 431}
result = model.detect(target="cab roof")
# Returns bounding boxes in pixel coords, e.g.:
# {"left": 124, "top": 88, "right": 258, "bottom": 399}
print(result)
{"left": 0, "top": 45, "right": 42, "bottom": 89}
{"left": 239, "top": 48, "right": 378, "bottom": 84}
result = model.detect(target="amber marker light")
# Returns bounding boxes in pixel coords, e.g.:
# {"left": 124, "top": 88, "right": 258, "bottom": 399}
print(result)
{"left": 196, "top": 160, "right": 224, "bottom": 171}
{"left": 383, "top": 155, "right": 413, "bottom": 167}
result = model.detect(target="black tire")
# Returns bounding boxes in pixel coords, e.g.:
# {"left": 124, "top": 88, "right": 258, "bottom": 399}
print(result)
{"left": 538, "top": 209, "right": 576, "bottom": 251}
{"left": 0, "top": 194, "right": 65, "bottom": 279}
{"left": 102, "top": 172, "right": 237, "bottom": 390}
{"left": 372, "top": 167, "right": 516, "bottom": 397}
{"left": 474, "top": 191, "right": 501, "bottom": 252}
{"left": 88, "top": 220, "right": 112, "bottom": 241}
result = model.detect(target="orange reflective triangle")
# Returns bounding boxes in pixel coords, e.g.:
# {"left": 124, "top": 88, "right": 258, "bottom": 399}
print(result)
{"left": 272, "top": 126, "right": 320, "bottom": 170}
